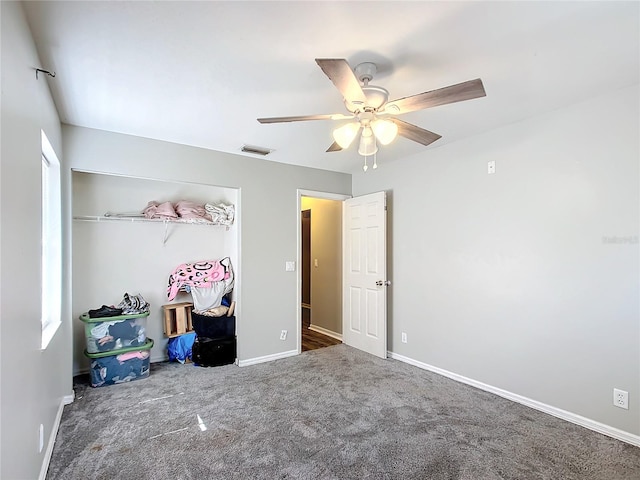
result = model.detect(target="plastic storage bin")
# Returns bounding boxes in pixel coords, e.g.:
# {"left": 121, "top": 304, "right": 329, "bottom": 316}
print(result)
{"left": 79, "top": 311, "right": 149, "bottom": 354}
{"left": 85, "top": 338, "right": 154, "bottom": 387}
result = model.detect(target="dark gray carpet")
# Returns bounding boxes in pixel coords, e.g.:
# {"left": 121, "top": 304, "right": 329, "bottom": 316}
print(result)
{"left": 47, "top": 344, "right": 640, "bottom": 479}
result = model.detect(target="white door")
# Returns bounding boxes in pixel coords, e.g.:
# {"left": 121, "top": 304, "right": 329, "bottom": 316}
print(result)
{"left": 342, "top": 191, "right": 387, "bottom": 359}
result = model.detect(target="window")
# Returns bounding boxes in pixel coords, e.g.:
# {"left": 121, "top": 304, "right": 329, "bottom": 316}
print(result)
{"left": 41, "top": 131, "right": 62, "bottom": 349}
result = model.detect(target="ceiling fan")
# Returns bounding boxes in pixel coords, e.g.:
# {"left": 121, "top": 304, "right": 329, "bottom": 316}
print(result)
{"left": 258, "top": 58, "right": 486, "bottom": 170}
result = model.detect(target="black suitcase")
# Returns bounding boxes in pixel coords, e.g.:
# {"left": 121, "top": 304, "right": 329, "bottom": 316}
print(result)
{"left": 192, "top": 336, "right": 236, "bottom": 367}
{"left": 192, "top": 313, "right": 236, "bottom": 338}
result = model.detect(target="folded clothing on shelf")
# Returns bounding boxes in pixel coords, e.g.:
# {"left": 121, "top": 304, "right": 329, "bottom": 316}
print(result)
{"left": 143, "top": 201, "right": 178, "bottom": 220}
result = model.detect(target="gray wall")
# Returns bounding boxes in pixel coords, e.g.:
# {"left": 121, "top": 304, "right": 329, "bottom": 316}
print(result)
{"left": 63, "top": 125, "right": 352, "bottom": 363}
{"left": 353, "top": 84, "right": 640, "bottom": 436}
{"left": 0, "top": 2, "right": 73, "bottom": 479}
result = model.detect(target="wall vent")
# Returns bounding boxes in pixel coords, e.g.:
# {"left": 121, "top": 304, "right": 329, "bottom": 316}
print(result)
{"left": 241, "top": 145, "right": 273, "bottom": 156}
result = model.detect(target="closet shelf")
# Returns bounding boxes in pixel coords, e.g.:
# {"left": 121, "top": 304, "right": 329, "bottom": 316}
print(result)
{"left": 73, "top": 215, "right": 232, "bottom": 229}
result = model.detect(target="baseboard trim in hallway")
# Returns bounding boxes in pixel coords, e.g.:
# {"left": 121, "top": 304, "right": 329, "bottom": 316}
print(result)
{"left": 302, "top": 326, "right": 342, "bottom": 352}
{"left": 308, "top": 325, "right": 342, "bottom": 341}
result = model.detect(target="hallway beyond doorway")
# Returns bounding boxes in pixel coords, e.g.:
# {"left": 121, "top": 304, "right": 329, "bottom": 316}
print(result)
{"left": 302, "top": 326, "right": 341, "bottom": 352}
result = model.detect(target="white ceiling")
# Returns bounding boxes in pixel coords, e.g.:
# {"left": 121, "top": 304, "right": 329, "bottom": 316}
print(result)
{"left": 24, "top": 1, "right": 639, "bottom": 174}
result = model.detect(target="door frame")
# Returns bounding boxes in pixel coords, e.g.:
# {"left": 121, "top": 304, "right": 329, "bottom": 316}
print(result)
{"left": 296, "top": 189, "right": 351, "bottom": 354}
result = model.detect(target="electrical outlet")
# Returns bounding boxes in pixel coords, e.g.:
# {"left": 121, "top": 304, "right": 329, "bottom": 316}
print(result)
{"left": 280, "top": 330, "right": 287, "bottom": 340}
{"left": 401, "top": 332, "right": 407, "bottom": 343}
{"left": 613, "top": 388, "right": 629, "bottom": 409}
{"left": 488, "top": 160, "right": 496, "bottom": 174}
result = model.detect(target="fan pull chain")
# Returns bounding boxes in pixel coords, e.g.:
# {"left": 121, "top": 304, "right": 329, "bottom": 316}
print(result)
{"left": 373, "top": 151, "right": 378, "bottom": 170}
{"left": 363, "top": 156, "right": 368, "bottom": 172}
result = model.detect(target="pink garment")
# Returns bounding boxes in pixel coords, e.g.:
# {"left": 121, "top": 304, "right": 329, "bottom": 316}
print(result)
{"left": 143, "top": 201, "right": 178, "bottom": 219}
{"left": 167, "top": 260, "right": 230, "bottom": 301}
{"left": 174, "top": 200, "right": 211, "bottom": 221}
{"left": 117, "top": 351, "right": 150, "bottom": 362}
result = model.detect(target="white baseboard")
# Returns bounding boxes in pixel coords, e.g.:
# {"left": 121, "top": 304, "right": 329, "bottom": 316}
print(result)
{"left": 308, "top": 325, "right": 343, "bottom": 341}
{"left": 151, "top": 353, "right": 169, "bottom": 364}
{"left": 63, "top": 392, "right": 75, "bottom": 405}
{"left": 38, "top": 396, "right": 66, "bottom": 480}
{"left": 238, "top": 349, "right": 298, "bottom": 367}
{"left": 388, "top": 351, "right": 640, "bottom": 447}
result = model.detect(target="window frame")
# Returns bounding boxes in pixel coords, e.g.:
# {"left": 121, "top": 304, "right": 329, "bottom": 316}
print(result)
{"left": 41, "top": 131, "right": 62, "bottom": 350}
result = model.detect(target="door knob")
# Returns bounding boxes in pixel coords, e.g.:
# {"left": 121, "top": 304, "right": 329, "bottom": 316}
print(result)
{"left": 376, "top": 280, "right": 391, "bottom": 287}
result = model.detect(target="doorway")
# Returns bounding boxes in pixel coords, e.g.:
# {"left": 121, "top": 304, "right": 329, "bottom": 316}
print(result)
{"left": 301, "top": 209, "right": 311, "bottom": 330}
{"left": 297, "top": 190, "right": 350, "bottom": 353}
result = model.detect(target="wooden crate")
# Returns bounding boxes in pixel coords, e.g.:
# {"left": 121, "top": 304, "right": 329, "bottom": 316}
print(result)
{"left": 162, "top": 302, "right": 194, "bottom": 338}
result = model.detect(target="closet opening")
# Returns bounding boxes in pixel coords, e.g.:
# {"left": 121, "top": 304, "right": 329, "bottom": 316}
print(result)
{"left": 71, "top": 171, "right": 239, "bottom": 375}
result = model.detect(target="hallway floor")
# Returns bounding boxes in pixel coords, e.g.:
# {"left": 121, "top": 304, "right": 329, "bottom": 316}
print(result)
{"left": 301, "top": 327, "right": 341, "bottom": 352}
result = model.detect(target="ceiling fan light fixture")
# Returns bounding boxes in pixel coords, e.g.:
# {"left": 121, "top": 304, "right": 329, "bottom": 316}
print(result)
{"left": 333, "top": 122, "right": 360, "bottom": 149}
{"left": 371, "top": 119, "right": 398, "bottom": 145}
{"left": 358, "top": 127, "right": 378, "bottom": 156}
{"left": 258, "top": 59, "right": 486, "bottom": 167}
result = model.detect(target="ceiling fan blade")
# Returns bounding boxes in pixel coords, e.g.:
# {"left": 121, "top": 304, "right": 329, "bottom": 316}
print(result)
{"left": 326, "top": 141, "right": 343, "bottom": 152}
{"left": 258, "top": 113, "right": 353, "bottom": 124}
{"left": 315, "top": 58, "right": 367, "bottom": 104}
{"left": 386, "top": 78, "right": 486, "bottom": 114}
{"left": 391, "top": 119, "right": 442, "bottom": 146}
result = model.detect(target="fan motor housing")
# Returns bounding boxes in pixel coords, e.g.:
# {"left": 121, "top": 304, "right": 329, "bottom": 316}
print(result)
{"left": 345, "top": 85, "right": 389, "bottom": 113}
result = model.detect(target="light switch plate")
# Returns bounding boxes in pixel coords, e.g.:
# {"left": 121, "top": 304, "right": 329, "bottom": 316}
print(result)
{"left": 285, "top": 261, "right": 295, "bottom": 272}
